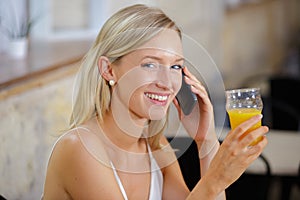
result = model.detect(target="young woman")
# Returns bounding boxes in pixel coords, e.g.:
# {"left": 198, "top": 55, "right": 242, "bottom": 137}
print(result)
{"left": 42, "top": 4, "right": 268, "bottom": 200}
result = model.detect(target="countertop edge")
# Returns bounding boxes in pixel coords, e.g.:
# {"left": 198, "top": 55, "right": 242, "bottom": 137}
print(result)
{"left": 0, "top": 57, "right": 82, "bottom": 100}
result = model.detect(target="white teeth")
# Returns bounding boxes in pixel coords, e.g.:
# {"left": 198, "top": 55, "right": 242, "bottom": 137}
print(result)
{"left": 145, "top": 93, "right": 168, "bottom": 101}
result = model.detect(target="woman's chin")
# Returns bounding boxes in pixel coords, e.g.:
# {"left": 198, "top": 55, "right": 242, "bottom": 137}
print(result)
{"left": 148, "top": 105, "right": 167, "bottom": 120}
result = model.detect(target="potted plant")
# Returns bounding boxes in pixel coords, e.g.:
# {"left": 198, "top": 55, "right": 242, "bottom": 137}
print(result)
{"left": 0, "top": 16, "right": 35, "bottom": 58}
{"left": 0, "top": 0, "right": 38, "bottom": 59}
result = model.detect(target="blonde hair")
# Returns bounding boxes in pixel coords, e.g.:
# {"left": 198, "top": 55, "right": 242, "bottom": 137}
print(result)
{"left": 70, "top": 4, "right": 181, "bottom": 149}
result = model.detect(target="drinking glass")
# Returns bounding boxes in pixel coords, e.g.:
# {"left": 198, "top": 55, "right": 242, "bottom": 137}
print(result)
{"left": 225, "top": 88, "right": 263, "bottom": 145}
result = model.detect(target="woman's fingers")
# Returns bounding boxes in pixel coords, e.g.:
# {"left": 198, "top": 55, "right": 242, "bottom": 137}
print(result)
{"left": 228, "top": 114, "right": 263, "bottom": 140}
{"left": 222, "top": 117, "right": 269, "bottom": 165}
{"left": 241, "top": 125, "right": 269, "bottom": 147}
{"left": 222, "top": 115, "right": 268, "bottom": 159}
{"left": 183, "top": 67, "right": 199, "bottom": 84}
{"left": 206, "top": 114, "right": 269, "bottom": 192}
{"left": 172, "top": 98, "right": 182, "bottom": 119}
{"left": 183, "top": 68, "right": 207, "bottom": 96}
{"left": 182, "top": 68, "right": 211, "bottom": 109}
{"left": 245, "top": 135, "right": 268, "bottom": 156}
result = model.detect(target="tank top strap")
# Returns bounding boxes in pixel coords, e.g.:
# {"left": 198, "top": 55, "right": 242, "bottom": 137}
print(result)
{"left": 110, "top": 162, "right": 129, "bottom": 200}
{"left": 146, "top": 141, "right": 163, "bottom": 200}
{"left": 110, "top": 140, "right": 163, "bottom": 200}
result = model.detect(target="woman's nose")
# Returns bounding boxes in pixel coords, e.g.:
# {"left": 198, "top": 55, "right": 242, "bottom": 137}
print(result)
{"left": 155, "top": 67, "right": 173, "bottom": 89}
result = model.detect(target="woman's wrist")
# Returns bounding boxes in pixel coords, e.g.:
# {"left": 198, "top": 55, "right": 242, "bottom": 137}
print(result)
{"left": 198, "top": 138, "right": 220, "bottom": 159}
{"left": 189, "top": 173, "right": 221, "bottom": 200}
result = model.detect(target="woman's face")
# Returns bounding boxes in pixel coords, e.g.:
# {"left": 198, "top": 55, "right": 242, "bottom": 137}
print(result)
{"left": 111, "top": 29, "right": 183, "bottom": 122}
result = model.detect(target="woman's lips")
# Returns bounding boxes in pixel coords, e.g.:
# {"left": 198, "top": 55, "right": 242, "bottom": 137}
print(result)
{"left": 145, "top": 92, "right": 169, "bottom": 105}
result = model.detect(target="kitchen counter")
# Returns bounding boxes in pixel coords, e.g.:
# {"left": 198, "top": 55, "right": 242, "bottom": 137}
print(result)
{"left": 0, "top": 38, "right": 93, "bottom": 98}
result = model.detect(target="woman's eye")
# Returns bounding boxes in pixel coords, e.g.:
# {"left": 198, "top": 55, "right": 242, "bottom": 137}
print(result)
{"left": 170, "top": 65, "right": 183, "bottom": 70}
{"left": 141, "top": 63, "right": 158, "bottom": 69}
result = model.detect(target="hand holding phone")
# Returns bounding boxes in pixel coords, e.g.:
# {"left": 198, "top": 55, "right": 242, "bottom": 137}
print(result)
{"left": 175, "top": 71, "right": 198, "bottom": 115}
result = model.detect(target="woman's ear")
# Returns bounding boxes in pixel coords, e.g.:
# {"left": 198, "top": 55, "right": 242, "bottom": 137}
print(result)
{"left": 98, "top": 56, "right": 114, "bottom": 81}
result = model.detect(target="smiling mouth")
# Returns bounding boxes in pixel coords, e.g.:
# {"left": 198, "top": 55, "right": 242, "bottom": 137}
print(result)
{"left": 145, "top": 93, "right": 169, "bottom": 102}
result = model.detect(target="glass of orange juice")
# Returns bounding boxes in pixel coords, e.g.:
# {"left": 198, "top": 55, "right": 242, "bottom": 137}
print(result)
{"left": 225, "top": 88, "right": 263, "bottom": 145}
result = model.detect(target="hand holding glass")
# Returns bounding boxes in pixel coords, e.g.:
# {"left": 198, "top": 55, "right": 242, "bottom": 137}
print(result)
{"left": 225, "top": 88, "right": 263, "bottom": 145}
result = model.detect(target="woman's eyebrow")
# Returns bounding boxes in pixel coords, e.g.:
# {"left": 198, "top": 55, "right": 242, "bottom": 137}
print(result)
{"left": 141, "top": 55, "right": 185, "bottom": 62}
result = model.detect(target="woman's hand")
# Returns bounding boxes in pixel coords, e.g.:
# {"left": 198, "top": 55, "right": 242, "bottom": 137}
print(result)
{"left": 173, "top": 67, "right": 216, "bottom": 144}
{"left": 202, "top": 114, "right": 269, "bottom": 194}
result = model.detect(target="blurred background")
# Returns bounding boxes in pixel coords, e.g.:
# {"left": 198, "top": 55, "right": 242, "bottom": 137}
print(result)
{"left": 0, "top": 0, "right": 299, "bottom": 199}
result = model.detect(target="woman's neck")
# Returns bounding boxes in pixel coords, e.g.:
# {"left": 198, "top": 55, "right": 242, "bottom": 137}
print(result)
{"left": 100, "top": 111, "right": 148, "bottom": 152}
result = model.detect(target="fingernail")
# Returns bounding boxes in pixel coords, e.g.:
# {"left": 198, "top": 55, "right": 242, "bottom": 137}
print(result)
{"left": 253, "top": 114, "right": 262, "bottom": 120}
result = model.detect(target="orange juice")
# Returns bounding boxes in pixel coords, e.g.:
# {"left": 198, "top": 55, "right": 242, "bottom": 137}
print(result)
{"left": 227, "top": 108, "right": 263, "bottom": 145}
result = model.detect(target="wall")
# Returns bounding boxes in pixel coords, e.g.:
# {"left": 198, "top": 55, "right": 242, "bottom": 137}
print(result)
{"left": 221, "top": 0, "right": 300, "bottom": 93}
{"left": 0, "top": 64, "right": 77, "bottom": 200}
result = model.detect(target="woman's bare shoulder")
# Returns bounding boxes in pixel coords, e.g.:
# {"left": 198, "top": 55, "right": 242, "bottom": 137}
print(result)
{"left": 50, "top": 125, "right": 110, "bottom": 168}
{"left": 44, "top": 125, "right": 123, "bottom": 199}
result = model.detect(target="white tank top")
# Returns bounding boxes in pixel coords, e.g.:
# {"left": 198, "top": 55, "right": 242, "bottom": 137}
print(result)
{"left": 110, "top": 144, "right": 163, "bottom": 200}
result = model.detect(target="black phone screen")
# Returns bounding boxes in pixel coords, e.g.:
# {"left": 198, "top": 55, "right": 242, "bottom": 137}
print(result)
{"left": 175, "top": 72, "right": 198, "bottom": 115}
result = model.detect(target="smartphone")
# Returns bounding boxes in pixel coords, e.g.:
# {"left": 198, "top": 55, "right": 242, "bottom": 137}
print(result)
{"left": 175, "top": 71, "right": 198, "bottom": 115}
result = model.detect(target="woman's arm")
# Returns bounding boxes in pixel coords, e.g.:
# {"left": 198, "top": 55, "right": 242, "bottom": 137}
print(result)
{"left": 187, "top": 115, "right": 268, "bottom": 200}
{"left": 172, "top": 66, "right": 227, "bottom": 199}
{"left": 172, "top": 67, "right": 268, "bottom": 199}
{"left": 157, "top": 116, "right": 268, "bottom": 200}
{"left": 43, "top": 129, "right": 126, "bottom": 200}
{"left": 198, "top": 141, "right": 226, "bottom": 199}
{"left": 159, "top": 135, "right": 224, "bottom": 200}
